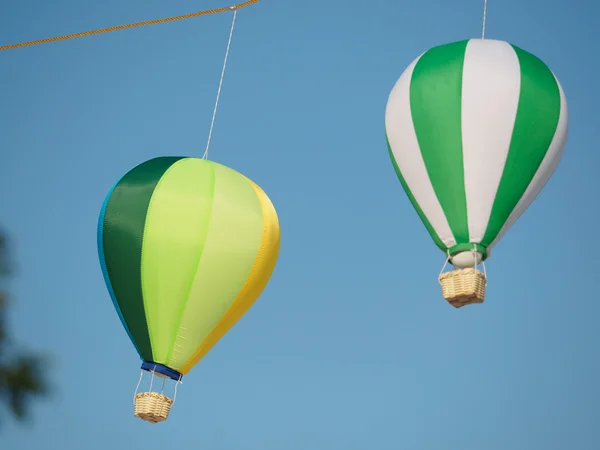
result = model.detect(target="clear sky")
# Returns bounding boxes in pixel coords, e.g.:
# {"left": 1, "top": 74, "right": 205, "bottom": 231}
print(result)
{"left": 1, "top": 0, "right": 599, "bottom": 449}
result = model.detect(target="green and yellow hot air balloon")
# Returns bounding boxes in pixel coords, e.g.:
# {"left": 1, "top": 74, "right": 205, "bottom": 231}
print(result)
{"left": 385, "top": 39, "right": 568, "bottom": 308}
{"left": 97, "top": 156, "right": 280, "bottom": 423}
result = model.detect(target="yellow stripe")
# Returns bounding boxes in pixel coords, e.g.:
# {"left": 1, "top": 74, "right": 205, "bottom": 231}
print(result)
{"left": 179, "top": 178, "right": 280, "bottom": 373}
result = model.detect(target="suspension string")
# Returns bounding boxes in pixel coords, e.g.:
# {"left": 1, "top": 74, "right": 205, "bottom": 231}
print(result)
{"left": 149, "top": 370, "right": 155, "bottom": 392}
{"left": 471, "top": 244, "right": 488, "bottom": 283}
{"left": 203, "top": 7, "right": 238, "bottom": 160}
{"left": 172, "top": 374, "right": 183, "bottom": 404}
{"left": 482, "top": 259, "right": 488, "bottom": 282}
{"left": 481, "top": 0, "right": 488, "bottom": 39}
{"left": 133, "top": 370, "right": 144, "bottom": 404}
{"left": 439, "top": 250, "right": 451, "bottom": 282}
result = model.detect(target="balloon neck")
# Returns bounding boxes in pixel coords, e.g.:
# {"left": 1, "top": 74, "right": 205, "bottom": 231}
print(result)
{"left": 446, "top": 243, "right": 488, "bottom": 269}
{"left": 450, "top": 251, "right": 483, "bottom": 268}
{"left": 141, "top": 362, "right": 182, "bottom": 381}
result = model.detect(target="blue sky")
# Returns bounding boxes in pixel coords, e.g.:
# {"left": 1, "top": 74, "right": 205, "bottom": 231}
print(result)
{"left": 1, "top": 0, "right": 599, "bottom": 448}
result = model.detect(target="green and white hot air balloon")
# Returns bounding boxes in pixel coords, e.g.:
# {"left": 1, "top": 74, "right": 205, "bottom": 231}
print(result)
{"left": 385, "top": 39, "right": 568, "bottom": 308}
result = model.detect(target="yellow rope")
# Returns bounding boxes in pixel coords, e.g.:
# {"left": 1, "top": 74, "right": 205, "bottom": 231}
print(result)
{"left": 0, "top": 0, "right": 259, "bottom": 51}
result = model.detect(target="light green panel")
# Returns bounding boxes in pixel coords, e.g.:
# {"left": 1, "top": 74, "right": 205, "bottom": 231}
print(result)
{"left": 141, "top": 158, "right": 216, "bottom": 364}
{"left": 167, "top": 163, "right": 264, "bottom": 371}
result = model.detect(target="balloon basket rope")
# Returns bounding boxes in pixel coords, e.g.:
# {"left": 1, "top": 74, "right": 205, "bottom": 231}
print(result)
{"left": 439, "top": 268, "right": 487, "bottom": 308}
{"left": 134, "top": 391, "right": 173, "bottom": 424}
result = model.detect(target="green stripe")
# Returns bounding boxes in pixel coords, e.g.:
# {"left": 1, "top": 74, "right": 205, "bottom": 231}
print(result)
{"left": 481, "top": 45, "right": 561, "bottom": 246}
{"left": 102, "top": 156, "right": 184, "bottom": 362}
{"left": 139, "top": 158, "right": 216, "bottom": 365}
{"left": 386, "top": 135, "right": 446, "bottom": 251}
{"left": 165, "top": 162, "right": 264, "bottom": 371}
{"left": 409, "top": 40, "right": 469, "bottom": 245}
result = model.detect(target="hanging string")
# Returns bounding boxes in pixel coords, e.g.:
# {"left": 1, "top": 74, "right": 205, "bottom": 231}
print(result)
{"left": 481, "top": 0, "right": 488, "bottom": 39}
{"left": 132, "top": 370, "right": 144, "bottom": 404}
{"left": 202, "top": 7, "right": 237, "bottom": 160}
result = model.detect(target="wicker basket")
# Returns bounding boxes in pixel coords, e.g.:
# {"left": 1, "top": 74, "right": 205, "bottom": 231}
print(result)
{"left": 438, "top": 268, "right": 487, "bottom": 308}
{"left": 134, "top": 391, "right": 174, "bottom": 423}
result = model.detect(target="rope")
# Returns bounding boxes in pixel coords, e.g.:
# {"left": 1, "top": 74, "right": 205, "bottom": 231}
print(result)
{"left": 133, "top": 370, "right": 144, "bottom": 404}
{"left": 439, "top": 250, "right": 452, "bottom": 280}
{"left": 0, "top": 0, "right": 259, "bottom": 51}
{"left": 203, "top": 8, "right": 237, "bottom": 160}
{"left": 481, "top": 0, "right": 488, "bottom": 39}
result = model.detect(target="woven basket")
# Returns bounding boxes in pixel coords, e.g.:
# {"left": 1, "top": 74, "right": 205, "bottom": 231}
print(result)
{"left": 134, "top": 391, "right": 174, "bottom": 423}
{"left": 438, "top": 268, "right": 487, "bottom": 308}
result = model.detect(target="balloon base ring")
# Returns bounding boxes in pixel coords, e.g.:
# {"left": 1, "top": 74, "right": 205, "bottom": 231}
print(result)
{"left": 134, "top": 392, "right": 174, "bottom": 423}
{"left": 439, "top": 268, "right": 487, "bottom": 308}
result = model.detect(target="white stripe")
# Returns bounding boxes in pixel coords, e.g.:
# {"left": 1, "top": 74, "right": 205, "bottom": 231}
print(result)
{"left": 461, "top": 39, "right": 521, "bottom": 244}
{"left": 385, "top": 55, "right": 455, "bottom": 248}
{"left": 489, "top": 74, "right": 568, "bottom": 249}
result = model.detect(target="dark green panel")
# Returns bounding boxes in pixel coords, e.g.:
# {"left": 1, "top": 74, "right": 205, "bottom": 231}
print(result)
{"left": 410, "top": 40, "right": 469, "bottom": 245}
{"left": 102, "top": 156, "right": 185, "bottom": 361}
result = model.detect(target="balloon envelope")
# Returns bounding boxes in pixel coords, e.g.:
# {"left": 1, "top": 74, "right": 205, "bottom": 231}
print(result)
{"left": 385, "top": 39, "right": 568, "bottom": 264}
{"left": 97, "top": 157, "right": 280, "bottom": 379}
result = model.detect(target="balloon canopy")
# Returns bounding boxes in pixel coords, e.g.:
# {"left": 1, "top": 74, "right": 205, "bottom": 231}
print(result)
{"left": 97, "top": 156, "right": 280, "bottom": 420}
{"left": 385, "top": 39, "right": 568, "bottom": 305}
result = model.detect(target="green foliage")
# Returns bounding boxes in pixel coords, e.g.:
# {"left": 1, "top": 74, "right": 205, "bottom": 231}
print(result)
{"left": 0, "top": 231, "right": 49, "bottom": 424}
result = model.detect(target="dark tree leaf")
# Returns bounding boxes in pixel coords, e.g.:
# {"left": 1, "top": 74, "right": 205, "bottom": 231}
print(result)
{"left": 0, "top": 229, "right": 50, "bottom": 426}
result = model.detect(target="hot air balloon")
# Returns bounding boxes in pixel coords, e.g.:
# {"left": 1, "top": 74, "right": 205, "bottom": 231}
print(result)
{"left": 97, "top": 156, "right": 280, "bottom": 423}
{"left": 385, "top": 39, "right": 568, "bottom": 308}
